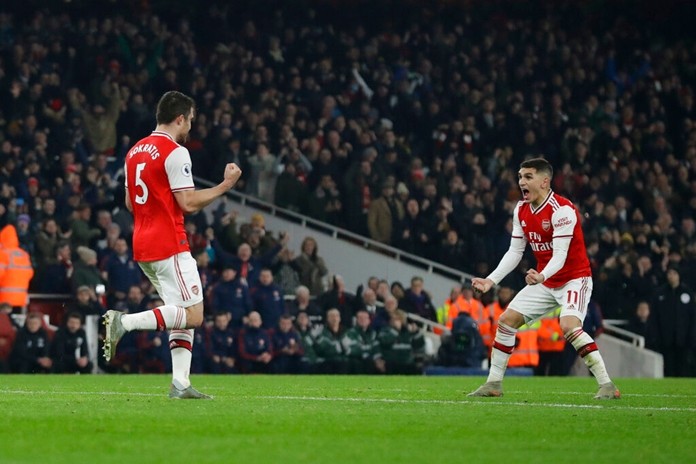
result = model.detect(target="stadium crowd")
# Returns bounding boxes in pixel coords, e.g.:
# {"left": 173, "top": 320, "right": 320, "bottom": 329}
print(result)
{"left": 0, "top": 0, "right": 695, "bottom": 376}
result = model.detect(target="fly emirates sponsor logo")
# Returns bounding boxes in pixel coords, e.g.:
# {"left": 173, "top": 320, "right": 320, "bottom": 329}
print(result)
{"left": 128, "top": 143, "right": 160, "bottom": 160}
{"left": 528, "top": 231, "right": 553, "bottom": 252}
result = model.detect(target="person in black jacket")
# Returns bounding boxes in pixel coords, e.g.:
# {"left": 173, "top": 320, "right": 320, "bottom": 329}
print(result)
{"left": 650, "top": 265, "right": 696, "bottom": 377}
{"left": 51, "top": 312, "right": 92, "bottom": 374}
{"left": 399, "top": 276, "right": 437, "bottom": 323}
{"left": 10, "top": 312, "right": 52, "bottom": 373}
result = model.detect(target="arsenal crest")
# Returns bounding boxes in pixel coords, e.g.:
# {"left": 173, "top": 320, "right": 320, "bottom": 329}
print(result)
{"left": 191, "top": 285, "right": 200, "bottom": 295}
{"left": 541, "top": 219, "right": 551, "bottom": 231}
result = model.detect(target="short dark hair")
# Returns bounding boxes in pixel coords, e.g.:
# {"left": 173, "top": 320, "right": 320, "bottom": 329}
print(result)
{"left": 156, "top": 91, "right": 195, "bottom": 125}
{"left": 520, "top": 157, "right": 553, "bottom": 179}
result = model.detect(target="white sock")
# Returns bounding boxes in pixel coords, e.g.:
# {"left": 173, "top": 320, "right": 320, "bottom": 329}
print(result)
{"left": 565, "top": 328, "right": 611, "bottom": 385}
{"left": 170, "top": 329, "right": 194, "bottom": 389}
{"left": 486, "top": 322, "right": 517, "bottom": 383}
{"left": 121, "top": 305, "right": 187, "bottom": 331}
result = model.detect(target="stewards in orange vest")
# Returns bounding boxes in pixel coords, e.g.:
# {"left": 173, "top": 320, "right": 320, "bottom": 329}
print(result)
{"left": 0, "top": 224, "right": 34, "bottom": 310}
{"left": 507, "top": 321, "right": 540, "bottom": 368}
{"left": 535, "top": 307, "right": 566, "bottom": 376}
{"left": 486, "top": 286, "right": 515, "bottom": 356}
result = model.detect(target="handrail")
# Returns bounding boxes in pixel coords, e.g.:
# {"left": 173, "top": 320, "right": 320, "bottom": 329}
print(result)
{"left": 406, "top": 312, "right": 450, "bottom": 335}
{"left": 602, "top": 320, "right": 645, "bottom": 348}
{"left": 195, "top": 176, "right": 476, "bottom": 285}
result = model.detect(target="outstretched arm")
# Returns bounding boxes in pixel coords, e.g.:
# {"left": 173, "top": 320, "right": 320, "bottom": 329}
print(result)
{"left": 174, "top": 163, "right": 242, "bottom": 214}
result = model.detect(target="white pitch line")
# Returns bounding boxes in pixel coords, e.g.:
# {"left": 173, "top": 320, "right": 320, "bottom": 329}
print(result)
{"left": 513, "top": 390, "right": 696, "bottom": 399}
{"left": 251, "top": 395, "right": 696, "bottom": 413}
{"left": 0, "top": 389, "right": 162, "bottom": 397}
{"left": 1, "top": 390, "right": 694, "bottom": 413}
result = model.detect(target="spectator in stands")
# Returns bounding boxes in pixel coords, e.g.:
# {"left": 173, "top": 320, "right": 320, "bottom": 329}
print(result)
{"left": 237, "top": 311, "right": 273, "bottom": 374}
{"left": 36, "top": 241, "right": 73, "bottom": 294}
{"left": 69, "top": 204, "right": 101, "bottom": 250}
{"left": 50, "top": 312, "right": 92, "bottom": 374}
{"left": 211, "top": 266, "right": 251, "bottom": 330}
{"left": 378, "top": 310, "right": 425, "bottom": 375}
{"left": 292, "top": 236, "right": 328, "bottom": 296}
{"left": 250, "top": 268, "right": 285, "bottom": 330}
{"left": 10, "top": 312, "right": 52, "bottom": 373}
{"left": 102, "top": 238, "right": 142, "bottom": 306}
{"left": 358, "top": 288, "right": 381, "bottom": 320}
{"left": 650, "top": 265, "right": 696, "bottom": 377}
{"left": 211, "top": 231, "right": 288, "bottom": 286}
{"left": 69, "top": 285, "right": 105, "bottom": 318}
{"left": 318, "top": 275, "right": 359, "bottom": 328}
{"left": 67, "top": 83, "right": 122, "bottom": 155}
{"left": 72, "top": 246, "right": 105, "bottom": 292}
{"left": 15, "top": 214, "right": 34, "bottom": 256}
{"left": 124, "top": 285, "right": 147, "bottom": 314}
{"left": 314, "top": 308, "right": 347, "bottom": 374}
{"left": 209, "top": 312, "right": 237, "bottom": 374}
{"left": 285, "top": 285, "right": 323, "bottom": 325}
{"left": 191, "top": 325, "right": 211, "bottom": 375}
{"left": 342, "top": 309, "right": 384, "bottom": 374}
{"left": 367, "top": 177, "right": 404, "bottom": 246}
{"left": 294, "top": 311, "right": 318, "bottom": 372}
{"left": 271, "top": 314, "right": 304, "bottom": 374}
{"left": 0, "top": 303, "right": 16, "bottom": 372}
{"left": 399, "top": 276, "right": 438, "bottom": 324}
{"left": 626, "top": 301, "right": 655, "bottom": 349}
{"left": 0, "top": 224, "right": 34, "bottom": 312}
{"left": 271, "top": 246, "right": 301, "bottom": 295}
{"left": 308, "top": 174, "right": 343, "bottom": 226}
{"left": 372, "top": 294, "right": 400, "bottom": 332}
{"left": 247, "top": 143, "right": 278, "bottom": 203}
{"left": 34, "top": 219, "right": 64, "bottom": 269}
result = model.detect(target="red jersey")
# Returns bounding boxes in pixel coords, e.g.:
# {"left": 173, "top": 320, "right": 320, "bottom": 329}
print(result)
{"left": 512, "top": 191, "right": 591, "bottom": 288}
{"left": 125, "top": 131, "right": 195, "bottom": 262}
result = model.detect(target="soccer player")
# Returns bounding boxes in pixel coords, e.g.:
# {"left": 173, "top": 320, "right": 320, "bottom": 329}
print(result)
{"left": 103, "top": 91, "right": 242, "bottom": 399}
{"left": 468, "top": 158, "right": 620, "bottom": 400}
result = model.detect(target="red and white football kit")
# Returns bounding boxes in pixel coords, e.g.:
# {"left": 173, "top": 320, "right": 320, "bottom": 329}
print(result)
{"left": 125, "top": 131, "right": 203, "bottom": 307}
{"left": 487, "top": 191, "right": 592, "bottom": 323}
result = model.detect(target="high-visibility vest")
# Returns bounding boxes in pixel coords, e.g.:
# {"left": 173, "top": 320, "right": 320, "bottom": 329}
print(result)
{"left": 486, "top": 301, "right": 507, "bottom": 350}
{"left": 508, "top": 321, "right": 540, "bottom": 368}
{"left": 436, "top": 300, "right": 451, "bottom": 326}
{"left": 537, "top": 307, "right": 565, "bottom": 352}
{"left": 445, "top": 296, "right": 470, "bottom": 329}
{"left": 0, "top": 225, "right": 34, "bottom": 307}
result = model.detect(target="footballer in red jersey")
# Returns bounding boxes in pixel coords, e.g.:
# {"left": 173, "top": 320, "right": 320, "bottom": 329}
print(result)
{"left": 468, "top": 158, "right": 620, "bottom": 400}
{"left": 104, "top": 91, "right": 242, "bottom": 399}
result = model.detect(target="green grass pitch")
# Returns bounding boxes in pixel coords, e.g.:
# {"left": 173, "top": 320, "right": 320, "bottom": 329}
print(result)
{"left": 1, "top": 375, "right": 695, "bottom": 464}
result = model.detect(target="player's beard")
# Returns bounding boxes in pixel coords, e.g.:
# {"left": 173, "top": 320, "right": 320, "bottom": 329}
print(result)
{"left": 177, "top": 131, "right": 190, "bottom": 144}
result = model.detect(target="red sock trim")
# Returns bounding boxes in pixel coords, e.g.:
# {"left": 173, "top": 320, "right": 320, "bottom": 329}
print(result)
{"left": 577, "top": 342, "right": 598, "bottom": 358}
{"left": 493, "top": 341, "right": 514, "bottom": 354}
{"left": 153, "top": 308, "right": 166, "bottom": 331}
{"left": 169, "top": 339, "right": 192, "bottom": 351}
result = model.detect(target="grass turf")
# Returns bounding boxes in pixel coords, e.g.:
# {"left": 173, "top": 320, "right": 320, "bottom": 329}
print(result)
{"left": 1, "top": 375, "right": 694, "bottom": 464}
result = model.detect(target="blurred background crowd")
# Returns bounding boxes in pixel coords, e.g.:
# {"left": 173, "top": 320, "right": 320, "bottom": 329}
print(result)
{"left": 0, "top": 0, "right": 694, "bottom": 376}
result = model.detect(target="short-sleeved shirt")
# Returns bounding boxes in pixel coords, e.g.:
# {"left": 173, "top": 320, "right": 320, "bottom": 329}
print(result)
{"left": 125, "top": 131, "right": 194, "bottom": 262}
{"left": 512, "top": 191, "right": 591, "bottom": 288}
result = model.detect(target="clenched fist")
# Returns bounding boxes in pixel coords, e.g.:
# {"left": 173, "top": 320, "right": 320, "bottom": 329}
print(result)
{"left": 223, "top": 163, "right": 242, "bottom": 187}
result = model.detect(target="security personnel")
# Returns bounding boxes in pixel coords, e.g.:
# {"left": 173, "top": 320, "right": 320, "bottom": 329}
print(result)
{"left": 0, "top": 224, "right": 34, "bottom": 311}
{"left": 536, "top": 307, "right": 566, "bottom": 376}
{"left": 436, "top": 285, "right": 464, "bottom": 334}
{"left": 453, "top": 285, "right": 491, "bottom": 348}
{"left": 507, "top": 320, "right": 540, "bottom": 369}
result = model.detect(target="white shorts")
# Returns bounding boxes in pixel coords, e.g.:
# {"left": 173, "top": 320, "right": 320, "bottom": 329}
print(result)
{"left": 138, "top": 252, "right": 204, "bottom": 307}
{"left": 508, "top": 276, "right": 593, "bottom": 324}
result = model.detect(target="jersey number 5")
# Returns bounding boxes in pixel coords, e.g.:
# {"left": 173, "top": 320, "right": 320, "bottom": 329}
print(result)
{"left": 134, "top": 163, "right": 149, "bottom": 204}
